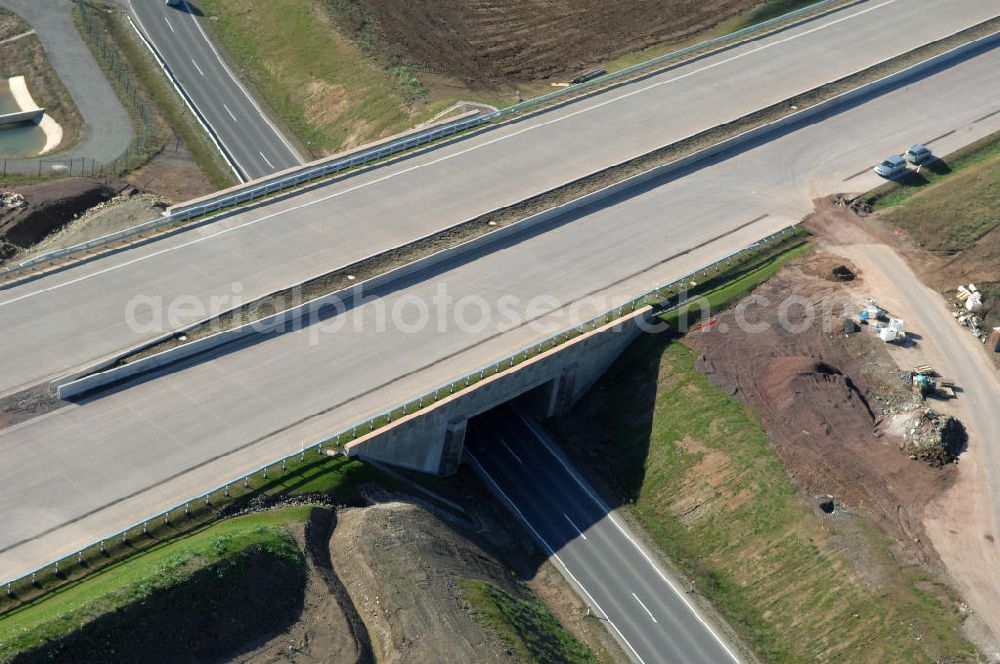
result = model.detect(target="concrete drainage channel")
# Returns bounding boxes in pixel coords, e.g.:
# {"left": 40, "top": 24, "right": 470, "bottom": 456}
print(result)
{"left": 0, "top": 0, "right": 863, "bottom": 286}
{"left": 50, "top": 22, "right": 1000, "bottom": 401}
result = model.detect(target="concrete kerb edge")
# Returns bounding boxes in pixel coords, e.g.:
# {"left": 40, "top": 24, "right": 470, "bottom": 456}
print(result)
{"left": 0, "top": 0, "right": 852, "bottom": 286}
{"left": 342, "top": 306, "right": 654, "bottom": 458}
{"left": 50, "top": 27, "right": 1000, "bottom": 400}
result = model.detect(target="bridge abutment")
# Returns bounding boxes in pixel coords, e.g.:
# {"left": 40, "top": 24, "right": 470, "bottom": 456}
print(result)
{"left": 345, "top": 306, "right": 657, "bottom": 474}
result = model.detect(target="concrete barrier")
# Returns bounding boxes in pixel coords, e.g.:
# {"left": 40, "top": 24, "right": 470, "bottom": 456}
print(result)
{"left": 2, "top": 0, "right": 855, "bottom": 285}
{"left": 0, "top": 108, "right": 43, "bottom": 125}
{"left": 52, "top": 28, "right": 1000, "bottom": 400}
{"left": 1, "top": 75, "right": 44, "bottom": 125}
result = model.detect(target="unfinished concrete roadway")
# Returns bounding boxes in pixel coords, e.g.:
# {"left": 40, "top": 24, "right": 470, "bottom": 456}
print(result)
{"left": 2, "top": 0, "right": 998, "bottom": 401}
{"left": 2, "top": 30, "right": 1000, "bottom": 582}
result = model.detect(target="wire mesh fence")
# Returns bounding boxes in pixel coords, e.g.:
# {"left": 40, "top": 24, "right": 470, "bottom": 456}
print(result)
{"left": 2, "top": 2, "right": 161, "bottom": 178}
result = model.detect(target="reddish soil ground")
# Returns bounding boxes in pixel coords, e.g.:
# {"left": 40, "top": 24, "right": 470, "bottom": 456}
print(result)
{"left": 126, "top": 139, "right": 217, "bottom": 204}
{"left": 348, "top": 0, "right": 759, "bottom": 85}
{"left": 0, "top": 178, "right": 123, "bottom": 256}
{"left": 686, "top": 256, "right": 954, "bottom": 564}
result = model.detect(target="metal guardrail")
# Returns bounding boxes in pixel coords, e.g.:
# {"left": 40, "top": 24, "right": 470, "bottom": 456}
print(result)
{"left": 0, "top": 0, "right": 844, "bottom": 284}
{"left": 1, "top": 226, "right": 797, "bottom": 598}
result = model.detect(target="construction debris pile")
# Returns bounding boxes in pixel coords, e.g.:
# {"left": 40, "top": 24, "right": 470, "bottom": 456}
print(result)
{"left": 898, "top": 408, "right": 966, "bottom": 466}
{"left": 952, "top": 284, "right": 990, "bottom": 343}
{"left": 0, "top": 191, "right": 27, "bottom": 212}
{"left": 853, "top": 298, "right": 907, "bottom": 344}
{"left": 910, "top": 365, "right": 955, "bottom": 399}
{"left": 831, "top": 193, "right": 872, "bottom": 215}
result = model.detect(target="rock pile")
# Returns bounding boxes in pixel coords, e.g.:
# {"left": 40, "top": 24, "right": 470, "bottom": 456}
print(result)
{"left": 901, "top": 409, "right": 967, "bottom": 466}
{"left": 0, "top": 191, "right": 27, "bottom": 211}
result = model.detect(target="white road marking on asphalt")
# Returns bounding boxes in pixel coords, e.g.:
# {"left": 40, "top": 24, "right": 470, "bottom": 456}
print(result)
{"left": 259, "top": 151, "right": 274, "bottom": 168}
{"left": 163, "top": 16, "right": 174, "bottom": 33}
{"left": 519, "top": 412, "right": 742, "bottom": 663}
{"left": 467, "top": 452, "right": 648, "bottom": 664}
{"left": 0, "top": 0, "right": 906, "bottom": 307}
{"left": 545, "top": 0, "right": 901, "bottom": 130}
{"left": 223, "top": 104, "right": 238, "bottom": 123}
{"left": 191, "top": 58, "right": 204, "bottom": 76}
{"left": 180, "top": 0, "right": 303, "bottom": 162}
{"left": 499, "top": 436, "right": 523, "bottom": 464}
{"left": 124, "top": 0, "right": 250, "bottom": 181}
{"left": 632, "top": 593, "right": 658, "bottom": 623}
{"left": 563, "top": 512, "right": 588, "bottom": 540}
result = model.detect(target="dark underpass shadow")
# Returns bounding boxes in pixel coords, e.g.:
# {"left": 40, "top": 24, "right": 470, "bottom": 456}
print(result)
{"left": 461, "top": 331, "right": 670, "bottom": 559}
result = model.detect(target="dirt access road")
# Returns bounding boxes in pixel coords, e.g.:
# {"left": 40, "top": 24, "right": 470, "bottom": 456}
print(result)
{"left": 815, "top": 212, "right": 1000, "bottom": 652}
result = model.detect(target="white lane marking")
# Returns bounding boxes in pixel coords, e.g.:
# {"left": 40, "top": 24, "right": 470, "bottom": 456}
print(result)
{"left": 563, "top": 512, "right": 588, "bottom": 540}
{"left": 632, "top": 593, "right": 658, "bottom": 623}
{"left": 519, "top": 412, "right": 741, "bottom": 663}
{"left": 499, "top": 436, "right": 523, "bottom": 464}
{"left": 259, "top": 151, "right": 274, "bottom": 168}
{"left": 163, "top": 16, "right": 174, "bottom": 33}
{"left": 223, "top": 104, "right": 238, "bottom": 123}
{"left": 1, "top": 0, "right": 903, "bottom": 307}
{"left": 124, "top": 0, "right": 249, "bottom": 181}
{"left": 467, "top": 452, "right": 648, "bottom": 664}
{"left": 547, "top": 0, "right": 901, "bottom": 130}
{"left": 191, "top": 58, "right": 204, "bottom": 76}
{"left": 180, "top": 0, "right": 303, "bottom": 162}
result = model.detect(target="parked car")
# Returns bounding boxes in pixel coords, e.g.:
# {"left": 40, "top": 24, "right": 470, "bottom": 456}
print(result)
{"left": 904, "top": 143, "right": 933, "bottom": 165}
{"left": 873, "top": 155, "right": 907, "bottom": 178}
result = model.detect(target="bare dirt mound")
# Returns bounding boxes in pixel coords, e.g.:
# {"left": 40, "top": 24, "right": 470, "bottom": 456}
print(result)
{"left": 330, "top": 501, "right": 520, "bottom": 664}
{"left": 0, "top": 178, "right": 124, "bottom": 257}
{"left": 757, "top": 356, "right": 876, "bottom": 438}
{"left": 688, "top": 271, "right": 954, "bottom": 562}
{"left": 346, "top": 0, "right": 759, "bottom": 85}
{"left": 800, "top": 252, "right": 859, "bottom": 282}
{"left": 236, "top": 509, "right": 373, "bottom": 663}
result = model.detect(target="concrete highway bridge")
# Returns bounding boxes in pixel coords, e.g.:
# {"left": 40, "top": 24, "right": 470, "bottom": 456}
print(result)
{"left": 2, "top": 1, "right": 1000, "bottom": 659}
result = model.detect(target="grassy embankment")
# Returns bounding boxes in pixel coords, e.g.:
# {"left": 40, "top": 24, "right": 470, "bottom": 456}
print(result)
{"left": 0, "top": 508, "right": 306, "bottom": 661}
{"left": 192, "top": 0, "right": 836, "bottom": 163}
{"left": 77, "top": 1, "right": 234, "bottom": 189}
{"left": 548, "top": 244, "right": 978, "bottom": 661}
{"left": 196, "top": 0, "right": 475, "bottom": 160}
{"left": 0, "top": 453, "right": 392, "bottom": 614}
{"left": 462, "top": 580, "right": 600, "bottom": 664}
{"left": 0, "top": 451, "right": 605, "bottom": 663}
{"left": 865, "top": 129, "right": 1000, "bottom": 329}
{"left": 870, "top": 135, "right": 1000, "bottom": 250}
